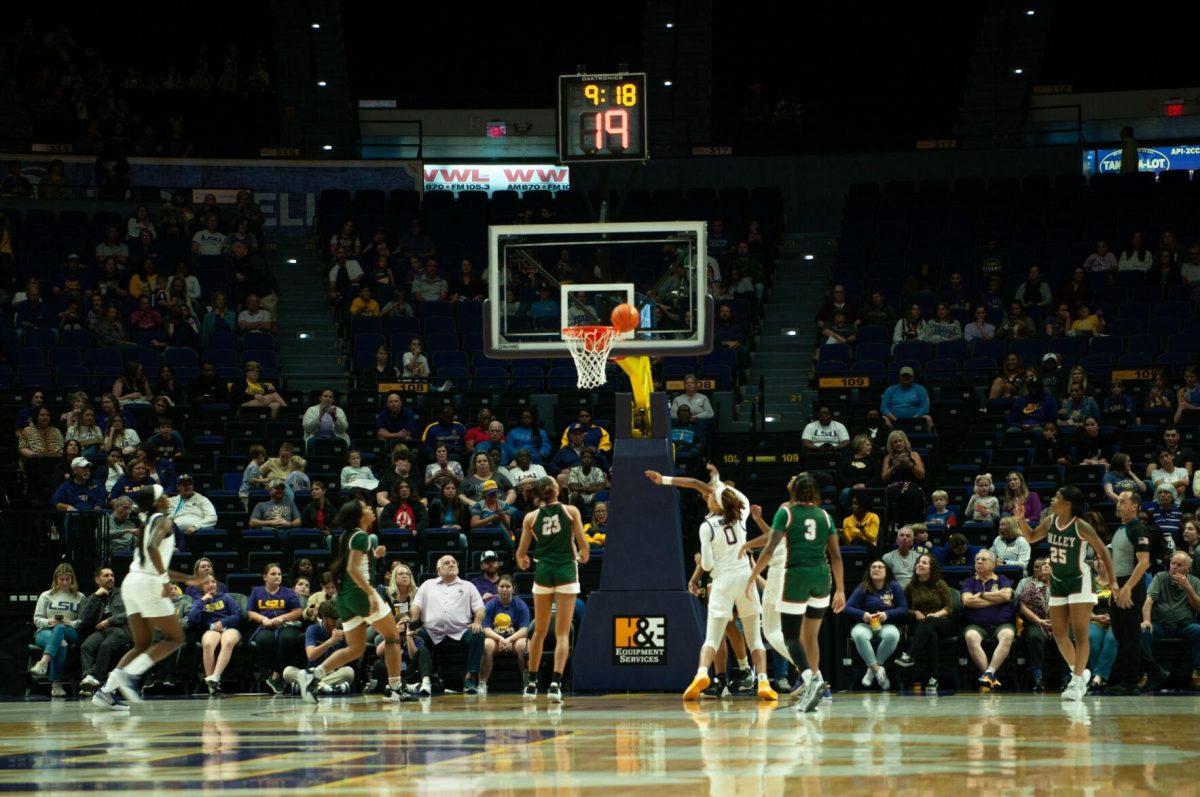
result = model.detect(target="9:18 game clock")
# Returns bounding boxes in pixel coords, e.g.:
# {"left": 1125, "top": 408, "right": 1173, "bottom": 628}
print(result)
{"left": 557, "top": 73, "right": 648, "bottom": 163}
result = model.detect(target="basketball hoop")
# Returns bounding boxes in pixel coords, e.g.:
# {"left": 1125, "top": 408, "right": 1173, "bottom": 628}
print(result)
{"left": 562, "top": 325, "right": 620, "bottom": 388}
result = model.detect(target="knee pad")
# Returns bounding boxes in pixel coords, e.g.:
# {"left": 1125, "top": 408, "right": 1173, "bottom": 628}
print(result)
{"left": 704, "top": 614, "right": 729, "bottom": 651}
{"left": 805, "top": 606, "right": 827, "bottom": 621}
{"left": 739, "top": 615, "right": 765, "bottom": 654}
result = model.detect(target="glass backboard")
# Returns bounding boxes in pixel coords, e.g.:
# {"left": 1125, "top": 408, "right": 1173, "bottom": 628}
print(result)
{"left": 484, "top": 221, "right": 712, "bottom": 358}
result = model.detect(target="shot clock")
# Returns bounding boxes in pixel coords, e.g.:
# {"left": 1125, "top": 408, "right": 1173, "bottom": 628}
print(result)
{"left": 557, "top": 73, "right": 648, "bottom": 163}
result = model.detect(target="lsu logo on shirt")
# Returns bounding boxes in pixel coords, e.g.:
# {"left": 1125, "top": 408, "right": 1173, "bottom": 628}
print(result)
{"left": 258, "top": 598, "right": 286, "bottom": 612}
{"left": 204, "top": 599, "right": 226, "bottom": 613}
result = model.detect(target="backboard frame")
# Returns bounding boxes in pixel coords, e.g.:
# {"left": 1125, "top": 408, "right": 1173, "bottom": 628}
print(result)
{"left": 484, "top": 220, "right": 711, "bottom": 359}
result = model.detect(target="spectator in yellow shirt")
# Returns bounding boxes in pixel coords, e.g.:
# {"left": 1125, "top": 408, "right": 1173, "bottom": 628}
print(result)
{"left": 1069, "top": 303, "right": 1105, "bottom": 335}
{"left": 128, "top": 259, "right": 166, "bottom": 300}
{"left": 841, "top": 490, "right": 880, "bottom": 547}
{"left": 349, "top": 285, "right": 381, "bottom": 317}
{"left": 584, "top": 501, "right": 608, "bottom": 546}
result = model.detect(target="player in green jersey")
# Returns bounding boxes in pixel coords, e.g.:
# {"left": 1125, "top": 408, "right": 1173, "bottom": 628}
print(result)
{"left": 517, "top": 477, "right": 588, "bottom": 702}
{"left": 1013, "top": 485, "right": 1115, "bottom": 701}
{"left": 298, "top": 499, "right": 409, "bottom": 704}
{"left": 747, "top": 473, "right": 845, "bottom": 712}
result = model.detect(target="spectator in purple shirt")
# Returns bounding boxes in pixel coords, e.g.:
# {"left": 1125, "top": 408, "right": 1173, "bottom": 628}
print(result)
{"left": 960, "top": 549, "right": 1017, "bottom": 690}
{"left": 246, "top": 563, "right": 303, "bottom": 694}
{"left": 1006, "top": 379, "right": 1059, "bottom": 431}
{"left": 187, "top": 575, "right": 243, "bottom": 694}
{"left": 470, "top": 551, "right": 503, "bottom": 603}
{"left": 479, "top": 575, "right": 531, "bottom": 692}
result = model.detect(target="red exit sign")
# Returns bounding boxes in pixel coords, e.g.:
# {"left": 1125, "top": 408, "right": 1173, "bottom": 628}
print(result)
{"left": 1166, "top": 101, "right": 1185, "bottom": 117}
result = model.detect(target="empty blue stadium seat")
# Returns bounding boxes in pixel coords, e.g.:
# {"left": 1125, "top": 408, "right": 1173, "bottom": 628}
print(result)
{"left": 1008, "top": 339, "right": 1046, "bottom": 362}
{"left": 818, "top": 343, "right": 851, "bottom": 364}
{"left": 971, "top": 339, "right": 1004, "bottom": 361}
{"left": 1089, "top": 336, "right": 1123, "bottom": 357}
{"left": 12, "top": 347, "right": 43, "bottom": 368}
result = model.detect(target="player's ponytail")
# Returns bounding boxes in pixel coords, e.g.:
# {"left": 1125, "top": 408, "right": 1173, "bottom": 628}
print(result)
{"left": 787, "top": 473, "right": 821, "bottom": 504}
{"left": 720, "top": 488, "right": 744, "bottom": 526}
{"left": 536, "top": 476, "right": 558, "bottom": 504}
{"left": 329, "top": 500, "right": 365, "bottom": 588}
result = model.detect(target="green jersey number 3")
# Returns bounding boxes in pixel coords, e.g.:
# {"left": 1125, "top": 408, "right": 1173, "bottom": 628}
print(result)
{"left": 804, "top": 518, "right": 817, "bottom": 541}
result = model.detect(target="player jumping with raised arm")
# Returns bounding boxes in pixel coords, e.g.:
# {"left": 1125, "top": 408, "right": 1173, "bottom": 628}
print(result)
{"left": 647, "top": 464, "right": 777, "bottom": 701}
{"left": 747, "top": 473, "right": 845, "bottom": 712}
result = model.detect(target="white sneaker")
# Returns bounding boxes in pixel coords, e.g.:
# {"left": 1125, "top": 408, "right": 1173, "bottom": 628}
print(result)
{"left": 876, "top": 669, "right": 891, "bottom": 691}
{"left": 476, "top": 682, "right": 488, "bottom": 696}
{"left": 50, "top": 682, "right": 66, "bottom": 698}
{"left": 801, "top": 674, "right": 825, "bottom": 712}
{"left": 109, "top": 670, "right": 142, "bottom": 704}
{"left": 80, "top": 675, "right": 100, "bottom": 691}
{"left": 29, "top": 659, "right": 48, "bottom": 678}
{"left": 1061, "top": 676, "right": 1082, "bottom": 702}
{"left": 91, "top": 690, "right": 130, "bottom": 712}
{"left": 297, "top": 670, "right": 317, "bottom": 705}
{"left": 861, "top": 668, "right": 875, "bottom": 688}
{"left": 418, "top": 680, "right": 432, "bottom": 697}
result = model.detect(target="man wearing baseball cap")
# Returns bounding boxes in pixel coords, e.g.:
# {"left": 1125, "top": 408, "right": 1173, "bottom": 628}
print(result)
{"left": 881, "top": 366, "right": 933, "bottom": 429}
{"left": 1039, "top": 353, "right": 1062, "bottom": 396}
{"left": 170, "top": 474, "right": 218, "bottom": 537}
{"left": 249, "top": 478, "right": 302, "bottom": 537}
{"left": 470, "top": 551, "right": 504, "bottom": 603}
{"left": 470, "top": 480, "right": 517, "bottom": 539}
{"left": 52, "top": 457, "right": 106, "bottom": 512}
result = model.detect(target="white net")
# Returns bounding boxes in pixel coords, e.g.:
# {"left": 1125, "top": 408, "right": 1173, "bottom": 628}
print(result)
{"left": 562, "top": 326, "right": 619, "bottom": 388}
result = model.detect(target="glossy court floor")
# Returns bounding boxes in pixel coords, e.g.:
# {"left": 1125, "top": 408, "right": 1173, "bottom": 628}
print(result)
{"left": 1, "top": 691, "right": 1199, "bottom": 795}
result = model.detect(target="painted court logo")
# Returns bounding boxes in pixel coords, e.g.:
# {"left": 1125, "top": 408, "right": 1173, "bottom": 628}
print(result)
{"left": 613, "top": 616, "right": 667, "bottom": 665}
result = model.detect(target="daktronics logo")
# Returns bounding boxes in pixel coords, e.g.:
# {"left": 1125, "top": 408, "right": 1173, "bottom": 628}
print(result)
{"left": 613, "top": 616, "right": 667, "bottom": 665}
{"left": 1097, "top": 147, "right": 1170, "bottom": 173}
{"left": 423, "top": 165, "right": 570, "bottom": 194}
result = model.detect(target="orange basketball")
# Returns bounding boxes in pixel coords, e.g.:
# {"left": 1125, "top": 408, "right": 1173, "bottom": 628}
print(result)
{"left": 611, "top": 302, "right": 640, "bottom": 333}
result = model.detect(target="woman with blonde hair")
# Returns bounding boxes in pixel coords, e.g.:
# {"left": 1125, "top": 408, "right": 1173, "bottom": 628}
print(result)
{"left": 1002, "top": 471, "right": 1043, "bottom": 519}
{"left": 29, "top": 563, "right": 84, "bottom": 696}
{"left": 882, "top": 430, "right": 926, "bottom": 527}
{"left": 387, "top": 562, "right": 418, "bottom": 614}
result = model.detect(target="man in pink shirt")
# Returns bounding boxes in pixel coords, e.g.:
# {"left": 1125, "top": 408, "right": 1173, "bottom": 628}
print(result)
{"left": 411, "top": 555, "right": 486, "bottom": 695}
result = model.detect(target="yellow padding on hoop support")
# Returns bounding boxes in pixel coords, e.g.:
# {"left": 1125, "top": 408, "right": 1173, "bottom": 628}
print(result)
{"left": 615, "top": 355, "right": 653, "bottom": 438}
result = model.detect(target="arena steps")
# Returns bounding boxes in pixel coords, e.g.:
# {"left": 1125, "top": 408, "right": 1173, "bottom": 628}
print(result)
{"left": 274, "top": 244, "right": 348, "bottom": 395}
{"left": 743, "top": 233, "right": 831, "bottom": 431}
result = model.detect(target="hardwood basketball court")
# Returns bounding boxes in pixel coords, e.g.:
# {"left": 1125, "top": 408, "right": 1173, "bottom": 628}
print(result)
{"left": 1, "top": 692, "right": 1198, "bottom": 794}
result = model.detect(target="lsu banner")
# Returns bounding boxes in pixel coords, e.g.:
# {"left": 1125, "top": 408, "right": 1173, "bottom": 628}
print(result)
{"left": 423, "top": 164, "right": 570, "bottom": 195}
{"left": 0, "top": 154, "right": 420, "bottom": 233}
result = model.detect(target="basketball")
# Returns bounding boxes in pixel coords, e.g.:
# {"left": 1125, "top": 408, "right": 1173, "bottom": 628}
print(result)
{"left": 611, "top": 303, "right": 640, "bottom": 332}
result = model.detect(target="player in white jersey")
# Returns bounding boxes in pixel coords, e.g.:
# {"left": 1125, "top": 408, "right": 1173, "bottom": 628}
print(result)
{"left": 93, "top": 485, "right": 203, "bottom": 710}
{"left": 646, "top": 466, "right": 776, "bottom": 701}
